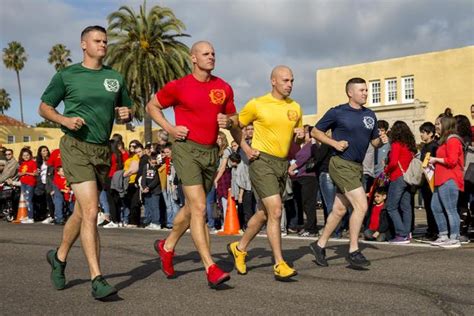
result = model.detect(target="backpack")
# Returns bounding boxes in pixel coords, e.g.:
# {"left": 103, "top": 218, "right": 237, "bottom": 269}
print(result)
{"left": 447, "top": 134, "right": 474, "bottom": 185}
{"left": 398, "top": 153, "right": 423, "bottom": 186}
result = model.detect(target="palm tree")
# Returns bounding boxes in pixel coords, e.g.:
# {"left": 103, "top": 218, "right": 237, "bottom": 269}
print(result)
{"left": 2, "top": 41, "right": 27, "bottom": 123}
{"left": 48, "top": 44, "right": 72, "bottom": 71}
{"left": 0, "top": 88, "right": 12, "bottom": 114}
{"left": 106, "top": 0, "right": 192, "bottom": 143}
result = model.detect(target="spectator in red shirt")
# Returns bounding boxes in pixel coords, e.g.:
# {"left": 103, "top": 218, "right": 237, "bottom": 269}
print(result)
{"left": 18, "top": 148, "right": 37, "bottom": 223}
{"left": 364, "top": 187, "right": 390, "bottom": 241}
{"left": 384, "top": 121, "right": 417, "bottom": 244}
{"left": 429, "top": 116, "right": 464, "bottom": 248}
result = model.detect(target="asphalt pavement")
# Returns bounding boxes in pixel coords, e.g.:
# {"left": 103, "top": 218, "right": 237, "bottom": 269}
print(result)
{"left": 1, "top": 222, "right": 473, "bottom": 315}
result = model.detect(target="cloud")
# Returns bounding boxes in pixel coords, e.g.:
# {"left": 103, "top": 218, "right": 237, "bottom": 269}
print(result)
{"left": 0, "top": 0, "right": 472, "bottom": 124}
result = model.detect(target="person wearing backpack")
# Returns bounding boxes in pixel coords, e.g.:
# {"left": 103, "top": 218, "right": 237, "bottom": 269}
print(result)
{"left": 429, "top": 116, "right": 464, "bottom": 248}
{"left": 384, "top": 121, "right": 417, "bottom": 244}
{"left": 454, "top": 114, "right": 472, "bottom": 244}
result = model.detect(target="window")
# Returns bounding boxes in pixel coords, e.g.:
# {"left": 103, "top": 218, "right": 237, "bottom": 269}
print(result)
{"left": 369, "top": 80, "right": 381, "bottom": 105}
{"left": 38, "top": 136, "right": 45, "bottom": 141}
{"left": 7, "top": 135, "right": 15, "bottom": 144}
{"left": 385, "top": 79, "right": 397, "bottom": 104}
{"left": 23, "top": 136, "right": 31, "bottom": 142}
{"left": 402, "top": 76, "right": 414, "bottom": 103}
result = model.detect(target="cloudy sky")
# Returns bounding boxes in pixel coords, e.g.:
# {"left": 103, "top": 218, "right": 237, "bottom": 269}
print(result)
{"left": 1, "top": 0, "right": 473, "bottom": 125}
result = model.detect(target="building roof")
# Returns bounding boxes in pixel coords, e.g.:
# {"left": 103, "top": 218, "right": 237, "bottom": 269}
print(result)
{"left": 0, "top": 114, "right": 28, "bottom": 127}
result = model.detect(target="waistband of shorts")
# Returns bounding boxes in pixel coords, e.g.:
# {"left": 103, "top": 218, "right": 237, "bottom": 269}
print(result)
{"left": 331, "top": 155, "right": 362, "bottom": 167}
{"left": 173, "top": 138, "right": 217, "bottom": 150}
{"left": 259, "top": 151, "right": 288, "bottom": 162}
{"left": 63, "top": 133, "right": 108, "bottom": 147}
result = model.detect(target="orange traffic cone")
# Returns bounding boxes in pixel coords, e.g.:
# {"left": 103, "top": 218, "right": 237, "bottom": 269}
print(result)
{"left": 13, "top": 192, "right": 28, "bottom": 224}
{"left": 218, "top": 190, "right": 240, "bottom": 235}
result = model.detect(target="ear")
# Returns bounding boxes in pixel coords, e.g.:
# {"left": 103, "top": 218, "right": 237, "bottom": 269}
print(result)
{"left": 80, "top": 40, "right": 87, "bottom": 51}
{"left": 191, "top": 54, "right": 197, "bottom": 64}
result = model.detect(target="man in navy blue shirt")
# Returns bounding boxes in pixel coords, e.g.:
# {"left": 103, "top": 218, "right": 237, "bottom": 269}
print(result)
{"left": 309, "top": 77, "right": 388, "bottom": 268}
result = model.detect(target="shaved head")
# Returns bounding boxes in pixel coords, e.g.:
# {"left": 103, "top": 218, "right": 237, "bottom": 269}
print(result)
{"left": 191, "top": 41, "right": 214, "bottom": 55}
{"left": 271, "top": 65, "right": 292, "bottom": 80}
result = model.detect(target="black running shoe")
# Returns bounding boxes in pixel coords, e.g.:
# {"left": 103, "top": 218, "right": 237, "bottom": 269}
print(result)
{"left": 309, "top": 242, "right": 328, "bottom": 267}
{"left": 346, "top": 250, "right": 371, "bottom": 268}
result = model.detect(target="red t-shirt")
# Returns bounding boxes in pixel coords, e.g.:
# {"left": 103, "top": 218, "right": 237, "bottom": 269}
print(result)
{"left": 47, "top": 149, "right": 63, "bottom": 188}
{"left": 384, "top": 142, "right": 413, "bottom": 181}
{"left": 109, "top": 151, "right": 129, "bottom": 178}
{"left": 156, "top": 74, "right": 236, "bottom": 145}
{"left": 19, "top": 160, "right": 37, "bottom": 186}
{"left": 368, "top": 203, "right": 384, "bottom": 231}
{"left": 434, "top": 137, "right": 464, "bottom": 191}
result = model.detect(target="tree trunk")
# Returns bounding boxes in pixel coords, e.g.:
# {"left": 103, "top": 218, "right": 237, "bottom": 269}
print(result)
{"left": 144, "top": 107, "right": 152, "bottom": 144}
{"left": 16, "top": 70, "right": 24, "bottom": 123}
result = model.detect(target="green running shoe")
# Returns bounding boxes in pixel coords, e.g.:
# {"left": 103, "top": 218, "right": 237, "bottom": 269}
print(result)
{"left": 91, "top": 275, "right": 117, "bottom": 299}
{"left": 46, "top": 249, "right": 67, "bottom": 290}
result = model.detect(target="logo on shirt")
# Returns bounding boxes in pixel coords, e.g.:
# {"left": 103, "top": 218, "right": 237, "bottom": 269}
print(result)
{"left": 287, "top": 110, "right": 299, "bottom": 122}
{"left": 363, "top": 116, "right": 375, "bottom": 130}
{"left": 103, "top": 79, "right": 120, "bottom": 93}
{"left": 209, "top": 89, "right": 226, "bottom": 105}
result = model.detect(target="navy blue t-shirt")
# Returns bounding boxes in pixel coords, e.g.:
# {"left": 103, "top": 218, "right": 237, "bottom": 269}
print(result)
{"left": 315, "top": 103, "right": 378, "bottom": 163}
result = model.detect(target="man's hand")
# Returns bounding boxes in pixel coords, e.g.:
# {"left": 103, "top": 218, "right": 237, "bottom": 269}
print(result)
{"left": 294, "top": 127, "right": 305, "bottom": 139}
{"left": 334, "top": 140, "right": 349, "bottom": 152}
{"left": 63, "top": 117, "right": 86, "bottom": 131}
{"left": 170, "top": 125, "right": 189, "bottom": 141}
{"left": 243, "top": 146, "right": 260, "bottom": 161}
{"left": 217, "top": 113, "right": 232, "bottom": 129}
{"left": 116, "top": 106, "right": 132, "bottom": 123}
{"left": 142, "top": 187, "right": 150, "bottom": 193}
{"left": 379, "top": 132, "right": 389, "bottom": 144}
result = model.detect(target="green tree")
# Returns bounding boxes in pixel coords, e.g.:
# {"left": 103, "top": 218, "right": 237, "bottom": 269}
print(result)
{"left": 2, "top": 41, "right": 27, "bottom": 123}
{"left": 106, "top": 0, "right": 192, "bottom": 143}
{"left": 48, "top": 44, "right": 72, "bottom": 71}
{"left": 35, "top": 119, "right": 61, "bottom": 128}
{"left": 0, "top": 88, "right": 11, "bottom": 114}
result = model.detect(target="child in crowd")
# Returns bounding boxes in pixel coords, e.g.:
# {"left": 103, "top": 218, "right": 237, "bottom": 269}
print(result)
{"left": 364, "top": 187, "right": 391, "bottom": 241}
{"left": 141, "top": 153, "right": 162, "bottom": 229}
{"left": 53, "top": 166, "right": 75, "bottom": 220}
{"left": 18, "top": 148, "right": 37, "bottom": 223}
{"left": 419, "top": 122, "right": 439, "bottom": 240}
{"left": 162, "top": 143, "right": 180, "bottom": 229}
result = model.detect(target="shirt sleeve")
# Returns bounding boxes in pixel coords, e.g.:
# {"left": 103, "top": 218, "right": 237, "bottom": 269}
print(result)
{"left": 41, "top": 72, "right": 66, "bottom": 108}
{"left": 315, "top": 108, "right": 336, "bottom": 132}
{"left": 444, "top": 138, "right": 463, "bottom": 168}
{"left": 239, "top": 99, "right": 257, "bottom": 126}
{"left": 296, "top": 106, "right": 303, "bottom": 128}
{"left": 223, "top": 85, "right": 237, "bottom": 115}
{"left": 385, "top": 142, "right": 400, "bottom": 175}
{"left": 156, "top": 80, "right": 179, "bottom": 109}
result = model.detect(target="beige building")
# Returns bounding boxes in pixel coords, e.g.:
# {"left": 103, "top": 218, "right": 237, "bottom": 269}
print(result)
{"left": 316, "top": 46, "right": 474, "bottom": 140}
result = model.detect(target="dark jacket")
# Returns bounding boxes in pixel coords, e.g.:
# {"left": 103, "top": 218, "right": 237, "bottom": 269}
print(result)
{"left": 140, "top": 162, "right": 161, "bottom": 196}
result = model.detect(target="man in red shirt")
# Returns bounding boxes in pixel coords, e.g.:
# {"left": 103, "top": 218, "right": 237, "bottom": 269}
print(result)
{"left": 146, "top": 41, "right": 245, "bottom": 288}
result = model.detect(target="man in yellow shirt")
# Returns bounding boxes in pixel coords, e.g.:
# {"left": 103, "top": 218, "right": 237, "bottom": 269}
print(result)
{"left": 228, "top": 65, "right": 304, "bottom": 281}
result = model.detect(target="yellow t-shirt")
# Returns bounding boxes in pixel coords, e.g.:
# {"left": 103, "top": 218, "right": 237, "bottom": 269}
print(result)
{"left": 124, "top": 154, "right": 140, "bottom": 184}
{"left": 239, "top": 93, "right": 302, "bottom": 158}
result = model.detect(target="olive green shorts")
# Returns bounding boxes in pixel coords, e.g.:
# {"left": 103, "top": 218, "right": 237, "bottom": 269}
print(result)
{"left": 328, "top": 155, "right": 363, "bottom": 193}
{"left": 172, "top": 139, "right": 219, "bottom": 194}
{"left": 59, "top": 134, "right": 110, "bottom": 190}
{"left": 249, "top": 152, "right": 288, "bottom": 200}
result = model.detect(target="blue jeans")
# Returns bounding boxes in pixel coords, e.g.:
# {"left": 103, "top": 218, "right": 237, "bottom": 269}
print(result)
{"left": 163, "top": 190, "right": 180, "bottom": 227}
{"left": 386, "top": 176, "right": 412, "bottom": 237}
{"left": 21, "top": 184, "right": 34, "bottom": 219}
{"left": 431, "top": 179, "right": 460, "bottom": 239}
{"left": 99, "top": 190, "right": 110, "bottom": 216}
{"left": 206, "top": 186, "right": 216, "bottom": 229}
{"left": 52, "top": 184, "right": 65, "bottom": 223}
{"left": 319, "top": 172, "right": 336, "bottom": 219}
{"left": 143, "top": 193, "right": 161, "bottom": 225}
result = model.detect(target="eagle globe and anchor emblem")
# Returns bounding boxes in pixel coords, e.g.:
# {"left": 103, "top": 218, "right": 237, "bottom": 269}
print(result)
{"left": 103, "top": 79, "right": 120, "bottom": 93}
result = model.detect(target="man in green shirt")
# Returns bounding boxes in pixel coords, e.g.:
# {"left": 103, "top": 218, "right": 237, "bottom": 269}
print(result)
{"left": 39, "top": 25, "right": 132, "bottom": 300}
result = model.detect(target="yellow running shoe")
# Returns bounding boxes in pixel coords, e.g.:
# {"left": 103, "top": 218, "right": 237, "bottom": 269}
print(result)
{"left": 273, "top": 261, "right": 297, "bottom": 281}
{"left": 227, "top": 242, "right": 248, "bottom": 275}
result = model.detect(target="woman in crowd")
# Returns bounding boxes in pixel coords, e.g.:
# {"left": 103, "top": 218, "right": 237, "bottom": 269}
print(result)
{"left": 18, "top": 147, "right": 37, "bottom": 223}
{"left": 429, "top": 116, "right": 464, "bottom": 248}
{"left": 213, "top": 132, "right": 233, "bottom": 225}
{"left": 384, "top": 121, "right": 417, "bottom": 244}
{"left": 34, "top": 146, "right": 54, "bottom": 223}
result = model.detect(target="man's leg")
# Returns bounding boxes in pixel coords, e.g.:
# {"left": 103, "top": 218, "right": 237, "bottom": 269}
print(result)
{"left": 238, "top": 201, "right": 268, "bottom": 251}
{"left": 68, "top": 181, "right": 102, "bottom": 279}
{"left": 56, "top": 198, "right": 83, "bottom": 262}
{"left": 163, "top": 200, "right": 191, "bottom": 252}
{"left": 260, "top": 195, "right": 286, "bottom": 263}
{"left": 317, "top": 193, "right": 350, "bottom": 248}
{"left": 344, "top": 187, "right": 369, "bottom": 252}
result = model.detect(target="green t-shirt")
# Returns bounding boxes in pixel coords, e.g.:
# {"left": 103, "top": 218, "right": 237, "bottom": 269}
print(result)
{"left": 41, "top": 63, "right": 132, "bottom": 144}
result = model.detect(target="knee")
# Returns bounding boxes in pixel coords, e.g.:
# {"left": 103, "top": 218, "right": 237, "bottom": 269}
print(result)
{"left": 190, "top": 203, "right": 207, "bottom": 219}
{"left": 267, "top": 207, "right": 282, "bottom": 220}
{"left": 332, "top": 207, "right": 347, "bottom": 218}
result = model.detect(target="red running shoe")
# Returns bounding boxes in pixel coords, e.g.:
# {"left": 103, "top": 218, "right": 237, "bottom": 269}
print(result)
{"left": 154, "top": 239, "right": 175, "bottom": 278}
{"left": 207, "top": 264, "right": 230, "bottom": 288}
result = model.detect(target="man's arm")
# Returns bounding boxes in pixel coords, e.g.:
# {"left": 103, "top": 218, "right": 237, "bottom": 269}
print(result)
{"left": 217, "top": 113, "right": 259, "bottom": 161}
{"left": 146, "top": 96, "right": 188, "bottom": 140}
{"left": 311, "top": 127, "right": 348, "bottom": 152}
{"left": 370, "top": 132, "right": 388, "bottom": 148}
